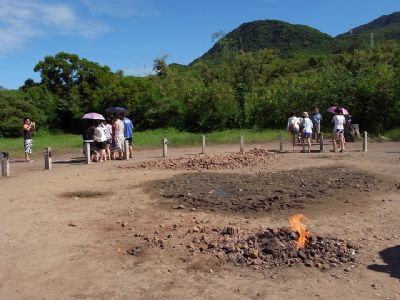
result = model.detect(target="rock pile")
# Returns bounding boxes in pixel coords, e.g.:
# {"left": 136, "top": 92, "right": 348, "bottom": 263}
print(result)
{"left": 136, "top": 224, "right": 359, "bottom": 271}
{"left": 194, "top": 227, "right": 359, "bottom": 270}
{"left": 132, "top": 148, "right": 276, "bottom": 170}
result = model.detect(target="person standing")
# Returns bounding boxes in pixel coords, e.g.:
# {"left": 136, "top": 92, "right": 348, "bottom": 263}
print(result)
{"left": 287, "top": 112, "right": 300, "bottom": 151}
{"left": 22, "top": 117, "right": 35, "bottom": 163}
{"left": 114, "top": 115, "right": 125, "bottom": 160}
{"left": 310, "top": 107, "right": 322, "bottom": 142}
{"left": 94, "top": 121, "right": 107, "bottom": 162}
{"left": 332, "top": 107, "right": 346, "bottom": 152}
{"left": 301, "top": 112, "right": 313, "bottom": 153}
{"left": 122, "top": 114, "right": 134, "bottom": 158}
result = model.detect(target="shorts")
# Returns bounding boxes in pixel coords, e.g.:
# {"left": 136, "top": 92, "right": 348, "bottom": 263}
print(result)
{"left": 95, "top": 141, "right": 107, "bottom": 150}
{"left": 333, "top": 129, "right": 344, "bottom": 140}
{"left": 289, "top": 128, "right": 299, "bottom": 134}
{"left": 106, "top": 139, "right": 112, "bottom": 145}
{"left": 126, "top": 137, "right": 133, "bottom": 146}
{"left": 303, "top": 132, "right": 312, "bottom": 139}
{"left": 24, "top": 139, "right": 33, "bottom": 154}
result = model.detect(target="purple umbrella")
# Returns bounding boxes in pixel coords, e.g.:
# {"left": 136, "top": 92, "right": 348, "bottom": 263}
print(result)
{"left": 82, "top": 112, "right": 105, "bottom": 120}
{"left": 327, "top": 106, "right": 349, "bottom": 115}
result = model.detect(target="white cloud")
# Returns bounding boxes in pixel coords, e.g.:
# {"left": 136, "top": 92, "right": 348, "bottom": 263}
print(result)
{"left": 0, "top": 0, "right": 110, "bottom": 56}
{"left": 81, "top": 0, "right": 158, "bottom": 18}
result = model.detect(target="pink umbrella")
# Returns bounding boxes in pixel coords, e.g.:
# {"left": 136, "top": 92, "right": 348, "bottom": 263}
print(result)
{"left": 327, "top": 106, "right": 349, "bottom": 115}
{"left": 82, "top": 112, "right": 105, "bottom": 120}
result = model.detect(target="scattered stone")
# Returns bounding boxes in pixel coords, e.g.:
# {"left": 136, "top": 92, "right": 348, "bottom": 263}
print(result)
{"left": 68, "top": 223, "right": 77, "bottom": 227}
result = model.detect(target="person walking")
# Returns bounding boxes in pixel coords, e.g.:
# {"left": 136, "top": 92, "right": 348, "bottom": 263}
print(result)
{"left": 287, "top": 112, "right": 300, "bottom": 151}
{"left": 332, "top": 107, "right": 346, "bottom": 152}
{"left": 301, "top": 112, "right": 313, "bottom": 153}
{"left": 122, "top": 114, "right": 134, "bottom": 158}
{"left": 310, "top": 107, "right": 322, "bottom": 142}
{"left": 22, "top": 117, "right": 35, "bottom": 163}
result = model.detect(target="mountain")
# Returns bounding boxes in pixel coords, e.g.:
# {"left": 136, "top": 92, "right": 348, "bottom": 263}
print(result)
{"left": 192, "top": 20, "right": 339, "bottom": 64}
{"left": 336, "top": 12, "right": 400, "bottom": 47}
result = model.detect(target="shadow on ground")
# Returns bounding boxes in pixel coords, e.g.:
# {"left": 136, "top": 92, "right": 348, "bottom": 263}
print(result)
{"left": 367, "top": 245, "right": 400, "bottom": 280}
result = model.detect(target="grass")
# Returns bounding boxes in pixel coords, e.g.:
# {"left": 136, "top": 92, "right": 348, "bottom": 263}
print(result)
{"left": 0, "top": 128, "right": 286, "bottom": 157}
{"left": 385, "top": 128, "right": 400, "bottom": 141}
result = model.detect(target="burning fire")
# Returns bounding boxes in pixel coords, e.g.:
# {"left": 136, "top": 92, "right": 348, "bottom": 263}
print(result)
{"left": 289, "top": 213, "right": 310, "bottom": 249}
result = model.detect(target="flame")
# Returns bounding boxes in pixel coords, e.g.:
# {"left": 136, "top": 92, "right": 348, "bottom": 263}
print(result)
{"left": 289, "top": 213, "right": 310, "bottom": 248}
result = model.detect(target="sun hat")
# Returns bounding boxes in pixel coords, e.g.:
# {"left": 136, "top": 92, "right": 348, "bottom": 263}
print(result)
{"left": 302, "top": 112, "right": 309, "bottom": 118}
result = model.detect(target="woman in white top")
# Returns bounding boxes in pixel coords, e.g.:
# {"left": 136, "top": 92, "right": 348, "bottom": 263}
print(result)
{"left": 332, "top": 107, "right": 346, "bottom": 152}
{"left": 287, "top": 112, "right": 300, "bottom": 151}
{"left": 301, "top": 112, "right": 313, "bottom": 153}
{"left": 94, "top": 121, "right": 108, "bottom": 162}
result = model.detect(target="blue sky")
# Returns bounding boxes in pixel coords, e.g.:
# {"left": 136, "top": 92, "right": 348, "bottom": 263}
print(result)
{"left": 0, "top": 0, "right": 399, "bottom": 89}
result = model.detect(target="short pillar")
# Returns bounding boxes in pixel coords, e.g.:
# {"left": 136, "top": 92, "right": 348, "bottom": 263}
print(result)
{"left": 279, "top": 133, "right": 284, "bottom": 153}
{"left": 201, "top": 135, "right": 206, "bottom": 154}
{"left": 124, "top": 140, "right": 130, "bottom": 160}
{"left": 84, "top": 141, "right": 92, "bottom": 164}
{"left": 363, "top": 131, "right": 368, "bottom": 152}
{"left": 240, "top": 135, "right": 245, "bottom": 153}
{"left": 163, "top": 138, "right": 168, "bottom": 157}
{"left": 1, "top": 152, "right": 10, "bottom": 177}
{"left": 319, "top": 133, "right": 324, "bottom": 152}
{"left": 44, "top": 147, "right": 52, "bottom": 170}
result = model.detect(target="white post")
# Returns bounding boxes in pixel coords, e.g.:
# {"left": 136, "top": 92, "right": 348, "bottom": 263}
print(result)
{"left": 124, "top": 140, "right": 130, "bottom": 160}
{"left": 240, "top": 135, "right": 245, "bottom": 153}
{"left": 201, "top": 135, "right": 206, "bottom": 154}
{"left": 1, "top": 152, "right": 10, "bottom": 177}
{"left": 279, "top": 133, "right": 284, "bottom": 153}
{"left": 84, "top": 141, "right": 91, "bottom": 164}
{"left": 44, "top": 147, "right": 52, "bottom": 170}
{"left": 363, "top": 131, "right": 368, "bottom": 152}
{"left": 163, "top": 138, "right": 168, "bottom": 157}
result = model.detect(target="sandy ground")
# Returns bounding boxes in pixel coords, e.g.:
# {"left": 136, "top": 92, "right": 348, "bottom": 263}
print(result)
{"left": 0, "top": 140, "right": 399, "bottom": 300}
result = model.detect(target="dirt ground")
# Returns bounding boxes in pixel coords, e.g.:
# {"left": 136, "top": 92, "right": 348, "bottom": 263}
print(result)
{"left": 0, "top": 140, "right": 399, "bottom": 300}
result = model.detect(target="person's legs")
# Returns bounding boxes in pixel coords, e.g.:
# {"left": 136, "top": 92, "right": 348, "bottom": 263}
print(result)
{"left": 307, "top": 137, "right": 311, "bottom": 153}
{"left": 332, "top": 132, "right": 337, "bottom": 152}
{"left": 292, "top": 133, "right": 296, "bottom": 151}
{"left": 24, "top": 139, "right": 33, "bottom": 162}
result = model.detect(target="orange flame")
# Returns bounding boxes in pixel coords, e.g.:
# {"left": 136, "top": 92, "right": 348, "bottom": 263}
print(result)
{"left": 289, "top": 213, "right": 310, "bottom": 248}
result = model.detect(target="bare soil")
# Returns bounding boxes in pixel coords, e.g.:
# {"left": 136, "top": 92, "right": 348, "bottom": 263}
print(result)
{"left": 0, "top": 141, "right": 399, "bottom": 299}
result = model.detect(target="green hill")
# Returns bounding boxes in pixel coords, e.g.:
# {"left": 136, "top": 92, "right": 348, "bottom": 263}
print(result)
{"left": 192, "top": 20, "right": 339, "bottom": 64}
{"left": 336, "top": 12, "right": 400, "bottom": 48}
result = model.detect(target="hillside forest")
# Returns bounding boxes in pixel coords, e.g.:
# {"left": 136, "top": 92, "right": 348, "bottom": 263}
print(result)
{"left": 1, "top": 16, "right": 400, "bottom": 137}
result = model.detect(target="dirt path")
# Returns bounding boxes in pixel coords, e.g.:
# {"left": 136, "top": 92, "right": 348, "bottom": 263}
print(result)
{"left": 0, "top": 141, "right": 399, "bottom": 299}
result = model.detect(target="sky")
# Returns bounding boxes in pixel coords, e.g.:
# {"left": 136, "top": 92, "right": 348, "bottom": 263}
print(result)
{"left": 0, "top": 0, "right": 399, "bottom": 89}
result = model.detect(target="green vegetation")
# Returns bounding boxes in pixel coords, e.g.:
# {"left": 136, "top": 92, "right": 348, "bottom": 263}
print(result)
{"left": 337, "top": 12, "right": 400, "bottom": 49}
{"left": 1, "top": 12, "right": 400, "bottom": 140}
{"left": 385, "top": 128, "right": 400, "bottom": 141}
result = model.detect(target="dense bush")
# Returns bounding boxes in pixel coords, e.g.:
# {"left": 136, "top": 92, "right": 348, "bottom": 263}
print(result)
{"left": 1, "top": 43, "right": 399, "bottom": 137}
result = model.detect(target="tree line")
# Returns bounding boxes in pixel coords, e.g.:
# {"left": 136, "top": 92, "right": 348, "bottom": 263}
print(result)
{"left": 1, "top": 42, "right": 400, "bottom": 137}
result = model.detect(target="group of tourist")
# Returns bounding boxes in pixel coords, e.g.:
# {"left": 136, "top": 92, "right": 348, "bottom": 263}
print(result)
{"left": 287, "top": 107, "right": 346, "bottom": 153}
{"left": 84, "top": 113, "right": 134, "bottom": 162}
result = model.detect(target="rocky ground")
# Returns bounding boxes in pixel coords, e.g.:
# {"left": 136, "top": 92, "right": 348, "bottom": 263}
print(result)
{"left": 0, "top": 141, "right": 399, "bottom": 299}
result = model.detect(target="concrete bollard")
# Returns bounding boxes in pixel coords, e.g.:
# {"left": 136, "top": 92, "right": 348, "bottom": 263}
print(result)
{"left": 124, "top": 140, "right": 130, "bottom": 160}
{"left": 279, "top": 133, "right": 284, "bottom": 153}
{"left": 44, "top": 147, "right": 52, "bottom": 170}
{"left": 319, "top": 133, "right": 324, "bottom": 152}
{"left": 201, "top": 135, "right": 206, "bottom": 154}
{"left": 363, "top": 131, "right": 368, "bottom": 152}
{"left": 84, "top": 140, "right": 92, "bottom": 164}
{"left": 1, "top": 152, "right": 10, "bottom": 177}
{"left": 163, "top": 138, "right": 168, "bottom": 157}
{"left": 240, "top": 135, "right": 245, "bottom": 153}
